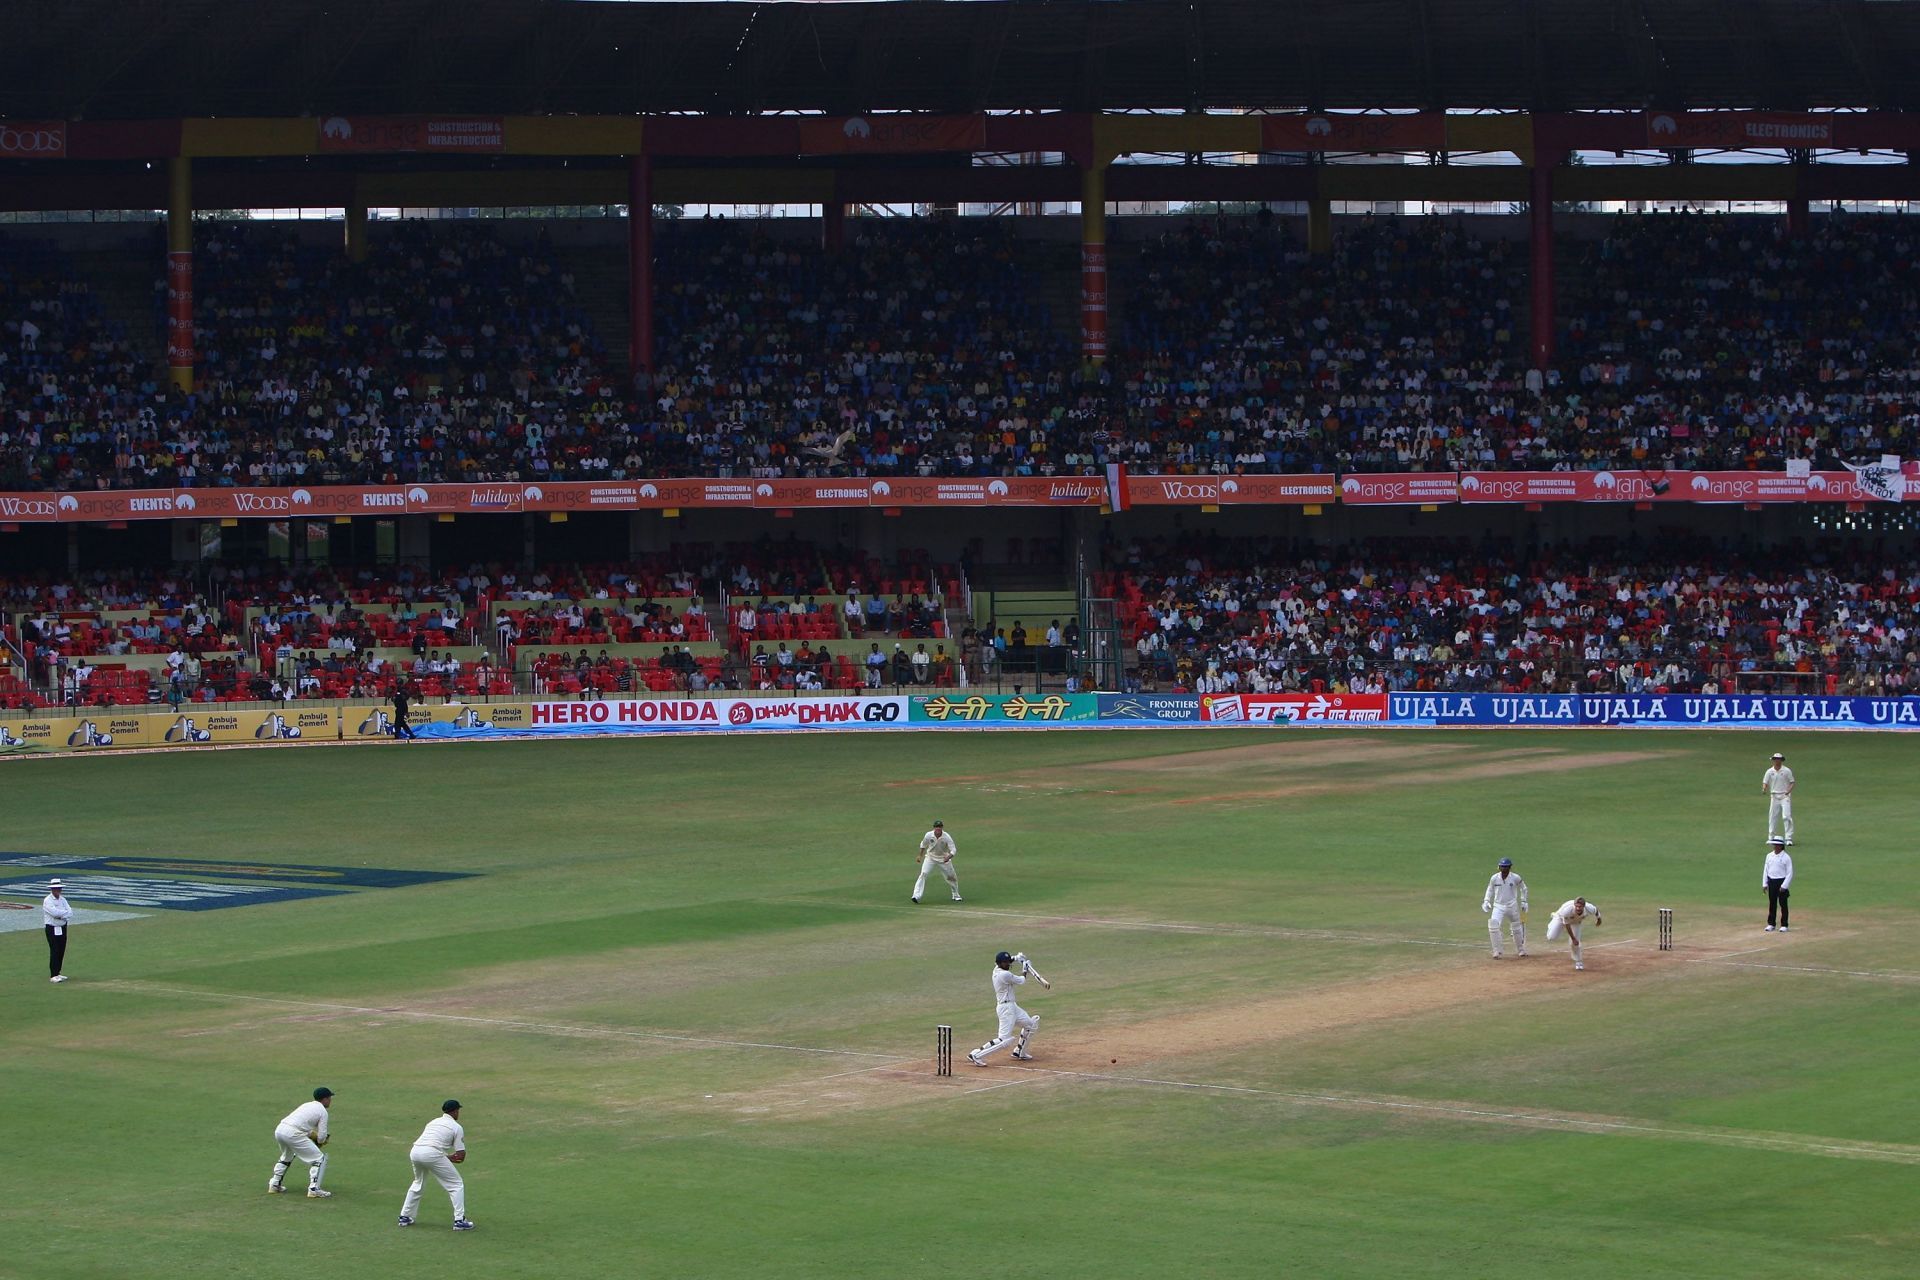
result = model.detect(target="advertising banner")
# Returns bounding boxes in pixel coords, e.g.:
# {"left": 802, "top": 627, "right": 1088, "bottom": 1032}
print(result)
{"left": 860, "top": 476, "right": 1107, "bottom": 507}
{"left": 1387, "top": 693, "right": 1582, "bottom": 726}
{"left": 1262, "top": 113, "right": 1446, "bottom": 152}
{"left": 0, "top": 120, "right": 68, "bottom": 158}
{"left": 1388, "top": 693, "right": 1920, "bottom": 728}
{"left": 751, "top": 478, "right": 875, "bottom": 509}
{"left": 1124, "top": 474, "right": 1338, "bottom": 507}
{"left": 1081, "top": 242, "right": 1108, "bottom": 360}
{"left": 1197, "top": 693, "right": 1390, "bottom": 723}
{"left": 1645, "top": 111, "right": 1832, "bottom": 149}
{"left": 0, "top": 469, "right": 1904, "bottom": 524}
{"left": 1575, "top": 695, "right": 1920, "bottom": 729}
{"left": 1096, "top": 693, "right": 1203, "bottom": 724}
{"left": 318, "top": 116, "right": 505, "bottom": 153}
{"left": 522, "top": 696, "right": 911, "bottom": 732}
{"left": 165, "top": 251, "right": 192, "bottom": 369}
{"left": 0, "top": 712, "right": 155, "bottom": 752}
{"left": 910, "top": 693, "right": 1099, "bottom": 724}
{"left": 1336, "top": 473, "right": 1459, "bottom": 506}
{"left": 796, "top": 115, "right": 986, "bottom": 156}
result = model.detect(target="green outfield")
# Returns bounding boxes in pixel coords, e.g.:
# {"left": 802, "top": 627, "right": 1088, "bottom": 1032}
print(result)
{"left": 2, "top": 728, "right": 1914, "bottom": 1279}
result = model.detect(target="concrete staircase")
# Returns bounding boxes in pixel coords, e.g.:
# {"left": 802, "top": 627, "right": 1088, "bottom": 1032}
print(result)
{"left": 556, "top": 246, "right": 630, "bottom": 373}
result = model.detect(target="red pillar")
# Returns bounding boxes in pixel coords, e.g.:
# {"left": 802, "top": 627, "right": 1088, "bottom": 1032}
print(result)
{"left": 166, "top": 157, "right": 194, "bottom": 392}
{"left": 1080, "top": 164, "right": 1108, "bottom": 363}
{"left": 1528, "top": 154, "right": 1560, "bottom": 370}
{"left": 1787, "top": 157, "right": 1810, "bottom": 237}
{"left": 627, "top": 155, "right": 654, "bottom": 375}
{"left": 823, "top": 200, "right": 846, "bottom": 253}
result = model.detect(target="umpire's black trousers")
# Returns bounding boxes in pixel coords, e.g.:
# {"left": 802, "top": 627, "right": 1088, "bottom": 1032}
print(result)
{"left": 45, "top": 924, "right": 66, "bottom": 978}
{"left": 1766, "top": 877, "right": 1790, "bottom": 928}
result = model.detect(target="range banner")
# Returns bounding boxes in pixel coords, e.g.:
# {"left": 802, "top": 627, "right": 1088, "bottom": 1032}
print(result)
{"left": 1262, "top": 113, "right": 1447, "bottom": 152}
{"left": 796, "top": 114, "right": 986, "bottom": 156}
{"left": 1336, "top": 473, "right": 1461, "bottom": 506}
{"left": 1199, "top": 693, "right": 1390, "bottom": 723}
{"left": 1388, "top": 693, "right": 1920, "bottom": 728}
{"left": 1644, "top": 111, "right": 1833, "bottom": 149}
{"left": 317, "top": 116, "right": 505, "bottom": 153}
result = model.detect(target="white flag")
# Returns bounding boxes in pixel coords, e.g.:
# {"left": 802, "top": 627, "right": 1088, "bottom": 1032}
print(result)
{"left": 1845, "top": 462, "right": 1906, "bottom": 504}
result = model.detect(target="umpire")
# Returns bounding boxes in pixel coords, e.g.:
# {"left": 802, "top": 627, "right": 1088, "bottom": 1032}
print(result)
{"left": 1763, "top": 838, "right": 1794, "bottom": 932}
{"left": 43, "top": 878, "right": 72, "bottom": 982}
{"left": 392, "top": 683, "right": 417, "bottom": 741}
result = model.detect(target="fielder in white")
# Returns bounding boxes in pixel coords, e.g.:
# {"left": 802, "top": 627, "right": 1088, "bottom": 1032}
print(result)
{"left": 1762, "top": 752, "right": 1795, "bottom": 844}
{"left": 1544, "top": 898, "right": 1601, "bottom": 971}
{"left": 268, "top": 1087, "right": 334, "bottom": 1197}
{"left": 968, "top": 950, "right": 1047, "bottom": 1065}
{"left": 1481, "top": 857, "right": 1529, "bottom": 958}
{"left": 399, "top": 1099, "right": 475, "bottom": 1230}
{"left": 910, "top": 820, "right": 962, "bottom": 904}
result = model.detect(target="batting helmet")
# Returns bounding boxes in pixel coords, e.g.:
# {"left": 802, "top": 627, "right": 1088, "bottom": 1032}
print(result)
{"left": 995, "top": 951, "right": 1014, "bottom": 967}
{"left": 1498, "top": 858, "right": 1513, "bottom": 868}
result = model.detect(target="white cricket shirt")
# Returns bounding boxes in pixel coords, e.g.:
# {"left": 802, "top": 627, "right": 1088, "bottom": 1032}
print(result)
{"left": 277, "top": 1100, "right": 330, "bottom": 1141}
{"left": 411, "top": 1114, "right": 466, "bottom": 1157}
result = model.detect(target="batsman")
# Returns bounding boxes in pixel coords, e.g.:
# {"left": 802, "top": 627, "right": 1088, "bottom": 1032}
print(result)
{"left": 1482, "top": 857, "right": 1529, "bottom": 958}
{"left": 968, "top": 950, "right": 1049, "bottom": 1065}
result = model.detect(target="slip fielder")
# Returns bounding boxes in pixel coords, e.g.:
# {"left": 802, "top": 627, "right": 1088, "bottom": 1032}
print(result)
{"left": 1545, "top": 897, "right": 1601, "bottom": 971}
{"left": 1762, "top": 751, "right": 1795, "bottom": 845}
{"left": 910, "top": 820, "right": 962, "bottom": 904}
{"left": 1481, "top": 857, "right": 1529, "bottom": 958}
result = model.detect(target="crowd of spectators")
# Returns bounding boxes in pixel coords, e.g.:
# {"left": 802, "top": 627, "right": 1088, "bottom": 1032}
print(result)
{"left": 1106, "top": 533, "right": 1919, "bottom": 697}
{"left": 3, "top": 212, "right": 1914, "bottom": 491}
{"left": 0, "top": 539, "right": 959, "bottom": 707}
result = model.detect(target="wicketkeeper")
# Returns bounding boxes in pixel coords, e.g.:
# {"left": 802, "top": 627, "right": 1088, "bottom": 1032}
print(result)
{"left": 268, "top": 1087, "right": 334, "bottom": 1198}
{"left": 1482, "top": 857, "right": 1529, "bottom": 958}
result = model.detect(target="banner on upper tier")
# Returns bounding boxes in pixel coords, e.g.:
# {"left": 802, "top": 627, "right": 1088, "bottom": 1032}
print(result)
{"left": 1387, "top": 693, "right": 1920, "bottom": 728}
{"left": 0, "top": 469, "right": 1908, "bottom": 524}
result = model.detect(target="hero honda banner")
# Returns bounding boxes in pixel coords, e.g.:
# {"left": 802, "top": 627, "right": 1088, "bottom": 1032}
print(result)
{"left": 525, "top": 696, "right": 911, "bottom": 730}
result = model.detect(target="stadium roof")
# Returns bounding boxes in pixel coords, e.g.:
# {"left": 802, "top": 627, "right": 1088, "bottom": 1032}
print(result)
{"left": 5, "top": 0, "right": 1919, "bottom": 120}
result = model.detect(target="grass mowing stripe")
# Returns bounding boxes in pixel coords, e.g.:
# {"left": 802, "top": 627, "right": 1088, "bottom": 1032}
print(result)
{"left": 96, "top": 980, "right": 916, "bottom": 1060}
{"left": 988, "top": 1065, "right": 1920, "bottom": 1165}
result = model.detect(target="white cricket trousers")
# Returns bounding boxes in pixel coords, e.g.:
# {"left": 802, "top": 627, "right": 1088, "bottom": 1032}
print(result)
{"left": 1545, "top": 917, "right": 1586, "bottom": 967}
{"left": 1488, "top": 905, "right": 1526, "bottom": 956}
{"left": 271, "top": 1126, "right": 327, "bottom": 1190}
{"left": 1768, "top": 794, "right": 1794, "bottom": 843}
{"left": 401, "top": 1150, "right": 466, "bottom": 1222}
{"left": 974, "top": 1002, "right": 1039, "bottom": 1061}
{"left": 913, "top": 856, "right": 960, "bottom": 900}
